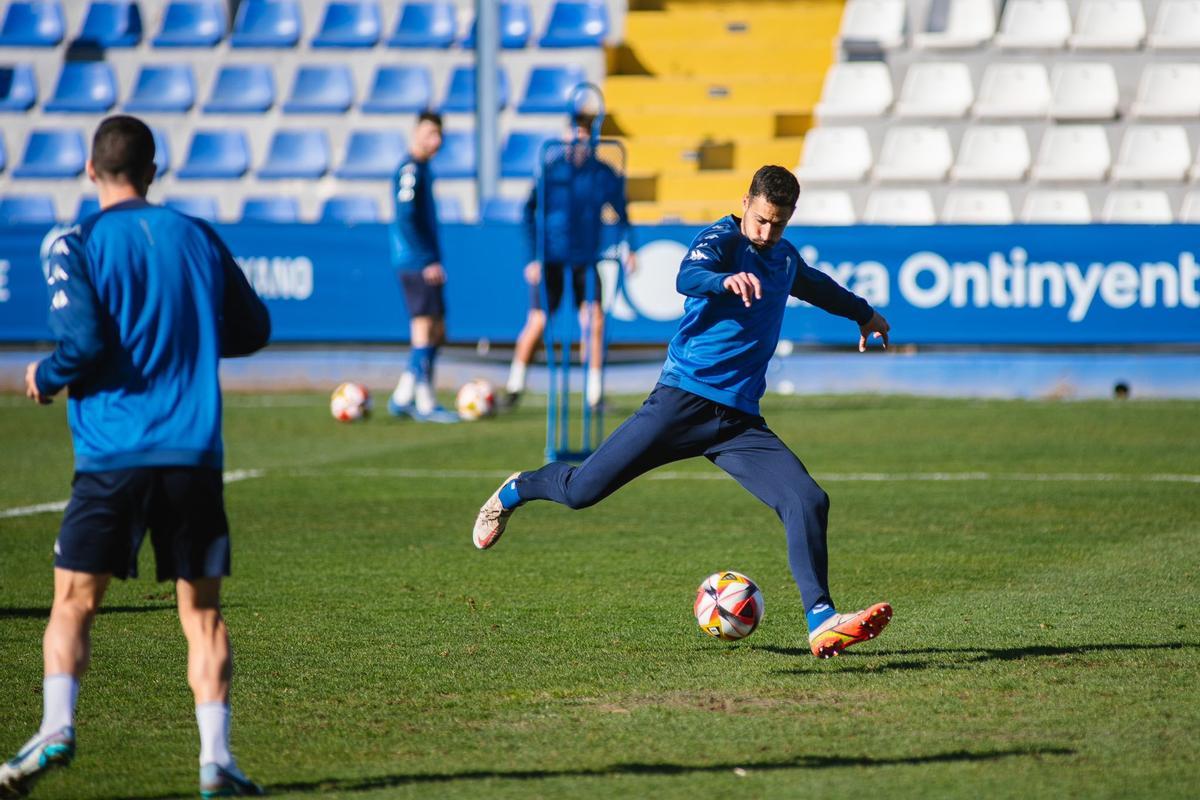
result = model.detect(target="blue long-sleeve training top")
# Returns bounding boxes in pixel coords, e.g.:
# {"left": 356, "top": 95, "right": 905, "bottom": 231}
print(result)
{"left": 660, "top": 214, "right": 874, "bottom": 415}
{"left": 35, "top": 198, "right": 271, "bottom": 472}
{"left": 390, "top": 157, "right": 441, "bottom": 271}
{"left": 524, "top": 147, "right": 631, "bottom": 265}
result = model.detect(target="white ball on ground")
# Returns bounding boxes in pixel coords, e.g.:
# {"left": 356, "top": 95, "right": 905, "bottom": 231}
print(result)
{"left": 694, "top": 570, "right": 764, "bottom": 641}
{"left": 330, "top": 382, "right": 371, "bottom": 423}
{"left": 456, "top": 378, "right": 497, "bottom": 421}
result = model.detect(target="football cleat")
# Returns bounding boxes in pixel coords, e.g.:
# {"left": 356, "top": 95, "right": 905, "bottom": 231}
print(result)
{"left": 473, "top": 472, "right": 521, "bottom": 550}
{"left": 199, "top": 763, "right": 264, "bottom": 798}
{"left": 386, "top": 397, "right": 413, "bottom": 418}
{"left": 808, "top": 602, "right": 893, "bottom": 659}
{"left": 411, "top": 406, "right": 460, "bottom": 424}
{"left": 0, "top": 726, "right": 75, "bottom": 798}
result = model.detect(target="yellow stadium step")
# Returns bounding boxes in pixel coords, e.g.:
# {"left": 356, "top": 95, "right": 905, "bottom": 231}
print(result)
{"left": 609, "top": 43, "right": 834, "bottom": 79}
{"left": 628, "top": 201, "right": 737, "bottom": 225}
{"left": 605, "top": 109, "right": 810, "bottom": 139}
{"left": 655, "top": 171, "right": 755, "bottom": 204}
{"left": 620, "top": 137, "right": 805, "bottom": 174}
{"left": 623, "top": 9, "right": 842, "bottom": 42}
{"left": 604, "top": 75, "right": 823, "bottom": 112}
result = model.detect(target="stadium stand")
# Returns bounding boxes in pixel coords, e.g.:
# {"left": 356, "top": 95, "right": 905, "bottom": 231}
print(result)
{"left": 481, "top": 194, "right": 526, "bottom": 222}
{"left": 75, "top": 1, "right": 143, "bottom": 48}
{"left": 258, "top": 130, "right": 331, "bottom": 179}
{"left": 941, "top": 189, "right": 1014, "bottom": 223}
{"left": 152, "top": 126, "right": 171, "bottom": 176}
{"left": 0, "top": 193, "right": 55, "bottom": 224}
{"left": 441, "top": 64, "right": 510, "bottom": 113}
{"left": 241, "top": 195, "right": 301, "bottom": 222}
{"left": 539, "top": 0, "right": 609, "bottom": 47}
{"left": 436, "top": 194, "right": 463, "bottom": 221}
{"left": 312, "top": 0, "right": 382, "bottom": 48}
{"left": 165, "top": 194, "right": 219, "bottom": 220}
{"left": 177, "top": 130, "right": 250, "bottom": 179}
{"left": 0, "top": 131, "right": 5, "bottom": 172}
{"left": 13, "top": 129, "right": 85, "bottom": 178}
{"left": 388, "top": 1, "right": 457, "bottom": 48}
{"left": 0, "top": 1, "right": 64, "bottom": 47}
{"left": 44, "top": 61, "right": 117, "bottom": 114}
{"left": 204, "top": 64, "right": 275, "bottom": 113}
{"left": 501, "top": 129, "right": 558, "bottom": 178}
{"left": 431, "top": 129, "right": 477, "bottom": 179}
{"left": 125, "top": 64, "right": 195, "bottom": 112}
{"left": 336, "top": 130, "right": 407, "bottom": 179}
{"left": 231, "top": 0, "right": 302, "bottom": 48}
{"left": 75, "top": 195, "right": 100, "bottom": 220}
{"left": 0, "top": 63, "right": 36, "bottom": 111}
{"left": 361, "top": 64, "right": 432, "bottom": 114}
{"left": 153, "top": 0, "right": 225, "bottom": 47}
{"left": 517, "top": 64, "right": 585, "bottom": 113}
{"left": 864, "top": 189, "right": 938, "bottom": 224}
{"left": 1101, "top": 189, "right": 1172, "bottom": 222}
{"left": 1021, "top": 190, "right": 1092, "bottom": 223}
{"left": 463, "top": 0, "right": 533, "bottom": 48}
{"left": 321, "top": 194, "right": 379, "bottom": 223}
{"left": 791, "top": 190, "right": 858, "bottom": 225}
{"left": 283, "top": 65, "right": 355, "bottom": 114}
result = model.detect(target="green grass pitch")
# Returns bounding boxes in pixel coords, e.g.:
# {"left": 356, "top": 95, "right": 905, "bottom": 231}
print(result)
{"left": 1, "top": 392, "right": 1198, "bottom": 799}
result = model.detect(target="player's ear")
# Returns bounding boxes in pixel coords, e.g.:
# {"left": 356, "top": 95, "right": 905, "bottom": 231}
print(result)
{"left": 741, "top": 194, "right": 750, "bottom": 213}
{"left": 85, "top": 159, "right": 97, "bottom": 184}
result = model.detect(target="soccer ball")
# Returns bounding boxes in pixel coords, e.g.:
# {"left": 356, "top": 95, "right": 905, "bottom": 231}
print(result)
{"left": 455, "top": 378, "right": 496, "bottom": 421}
{"left": 330, "top": 382, "right": 371, "bottom": 423}
{"left": 694, "top": 571, "right": 764, "bottom": 641}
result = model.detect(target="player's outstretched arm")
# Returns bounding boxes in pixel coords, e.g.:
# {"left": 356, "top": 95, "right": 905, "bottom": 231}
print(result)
{"left": 858, "top": 311, "right": 890, "bottom": 352}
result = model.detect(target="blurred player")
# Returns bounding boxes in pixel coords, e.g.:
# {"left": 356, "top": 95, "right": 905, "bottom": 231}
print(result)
{"left": 1, "top": 116, "right": 270, "bottom": 798}
{"left": 503, "top": 112, "right": 635, "bottom": 409}
{"left": 387, "top": 111, "right": 458, "bottom": 423}
{"left": 474, "top": 166, "right": 894, "bottom": 659}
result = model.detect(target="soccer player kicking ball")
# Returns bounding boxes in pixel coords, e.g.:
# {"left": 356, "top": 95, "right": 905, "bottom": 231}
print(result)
{"left": 473, "top": 166, "right": 893, "bottom": 659}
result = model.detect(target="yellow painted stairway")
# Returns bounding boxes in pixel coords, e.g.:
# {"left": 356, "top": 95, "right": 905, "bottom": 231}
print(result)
{"left": 603, "top": 0, "right": 844, "bottom": 224}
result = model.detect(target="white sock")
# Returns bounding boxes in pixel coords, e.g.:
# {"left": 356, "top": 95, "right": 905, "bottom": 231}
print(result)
{"left": 196, "top": 701, "right": 234, "bottom": 768}
{"left": 392, "top": 372, "right": 415, "bottom": 406}
{"left": 415, "top": 381, "right": 436, "bottom": 415}
{"left": 586, "top": 366, "right": 603, "bottom": 407}
{"left": 506, "top": 360, "right": 527, "bottom": 394}
{"left": 39, "top": 674, "right": 78, "bottom": 735}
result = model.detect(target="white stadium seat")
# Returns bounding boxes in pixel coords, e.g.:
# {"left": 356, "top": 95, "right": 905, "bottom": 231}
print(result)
{"left": 791, "top": 190, "right": 858, "bottom": 225}
{"left": 1050, "top": 63, "right": 1119, "bottom": 120}
{"left": 995, "top": 0, "right": 1073, "bottom": 49}
{"left": 894, "top": 62, "right": 974, "bottom": 118}
{"left": 1191, "top": 144, "right": 1200, "bottom": 181}
{"left": 864, "top": 189, "right": 938, "bottom": 224}
{"left": 1031, "top": 126, "right": 1111, "bottom": 181}
{"left": 1180, "top": 192, "right": 1200, "bottom": 222}
{"left": 914, "top": 0, "right": 997, "bottom": 49}
{"left": 1148, "top": 0, "right": 1200, "bottom": 49}
{"left": 795, "top": 127, "right": 873, "bottom": 183}
{"left": 1021, "top": 190, "right": 1093, "bottom": 223}
{"left": 1111, "top": 126, "right": 1191, "bottom": 181}
{"left": 1069, "top": 0, "right": 1146, "bottom": 49}
{"left": 1101, "top": 191, "right": 1174, "bottom": 223}
{"left": 873, "top": 126, "right": 954, "bottom": 181}
{"left": 952, "top": 126, "right": 1032, "bottom": 181}
{"left": 1131, "top": 64, "right": 1200, "bottom": 119}
{"left": 815, "top": 62, "right": 893, "bottom": 120}
{"left": 974, "top": 63, "right": 1051, "bottom": 118}
{"left": 942, "top": 189, "right": 1015, "bottom": 223}
{"left": 838, "top": 0, "right": 907, "bottom": 49}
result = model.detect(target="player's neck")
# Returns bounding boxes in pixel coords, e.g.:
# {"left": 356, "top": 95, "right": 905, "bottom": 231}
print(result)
{"left": 97, "top": 183, "right": 145, "bottom": 210}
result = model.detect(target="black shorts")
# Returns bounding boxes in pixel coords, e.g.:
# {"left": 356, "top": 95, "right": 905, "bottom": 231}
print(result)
{"left": 399, "top": 270, "right": 445, "bottom": 319}
{"left": 532, "top": 262, "right": 601, "bottom": 315}
{"left": 55, "top": 467, "right": 231, "bottom": 582}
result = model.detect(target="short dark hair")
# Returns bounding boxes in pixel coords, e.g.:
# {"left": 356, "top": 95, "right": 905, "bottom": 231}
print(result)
{"left": 417, "top": 110, "right": 443, "bottom": 129}
{"left": 748, "top": 165, "right": 800, "bottom": 209}
{"left": 91, "top": 115, "right": 155, "bottom": 186}
{"left": 571, "top": 111, "right": 597, "bottom": 131}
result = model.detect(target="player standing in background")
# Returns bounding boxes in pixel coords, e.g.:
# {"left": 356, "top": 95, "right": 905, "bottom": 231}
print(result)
{"left": 475, "top": 166, "right": 895, "bottom": 660}
{"left": 0, "top": 116, "right": 270, "bottom": 798}
{"left": 387, "top": 111, "right": 458, "bottom": 423}
{"left": 503, "top": 112, "right": 636, "bottom": 410}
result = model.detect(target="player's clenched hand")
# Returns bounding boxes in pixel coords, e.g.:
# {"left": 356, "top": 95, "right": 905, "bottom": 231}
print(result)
{"left": 423, "top": 263, "right": 446, "bottom": 286}
{"left": 858, "top": 311, "right": 890, "bottom": 352}
{"left": 524, "top": 261, "right": 541, "bottom": 285}
{"left": 25, "top": 361, "right": 50, "bottom": 404}
{"left": 723, "top": 272, "right": 762, "bottom": 307}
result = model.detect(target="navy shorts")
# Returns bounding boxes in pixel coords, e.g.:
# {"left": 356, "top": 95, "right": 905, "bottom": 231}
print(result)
{"left": 55, "top": 467, "right": 231, "bottom": 582}
{"left": 399, "top": 270, "right": 445, "bottom": 319}
{"left": 532, "top": 262, "right": 600, "bottom": 315}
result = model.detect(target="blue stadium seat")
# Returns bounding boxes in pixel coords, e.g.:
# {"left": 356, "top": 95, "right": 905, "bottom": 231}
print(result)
{"left": 463, "top": 0, "right": 532, "bottom": 48}
{"left": 231, "top": 0, "right": 301, "bottom": 48}
{"left": 0, "top": 63, "right": 37, "bottom": 111}
{"left": 13, "top": 129, "right": 86, "bottom": 177}
{"left": 204, "top": 64, "right": 274, "bottom": 113}
{"left": 165, "top": 195, "right": 218, "bottom": 221}
{"left": 177, "top": 130, "right": 249, "bottom": 179}
{"left": 388, "top": 2, "right": 456, "bottom": 48}
{"left": 0, "top": 1, "right": 64, "bottom": 47}
{"left": 0, "top": 194, "right": 56, "bottom": 224}
{"left": 0, "top": 132, "right": 5, "bottom": 172}
{"left": 361, "top": 65, "right": 431, "bottom": 114}
{"left": 153, "top": 1, "right": 225, "bottom": 47}
{"left": 501, "top": 130, "right": 557, "bottom": 178}
{"left": 241, "top": 195, "right": 299, "bottom": 222}
{"left": 151, "top": 127, "right": 171, "bottom": 176}
{"left": 283, "top": 65, "right": 354, "bottom": 114}
{"left": 312, "top": 0, "right": 381, "bottom": 47}
{"left": 75, "top": 195, "right": 101, "bottom": 220}
{"left": 481, "top": 196, "right": 524, "bottom": 223}
{"left": 321, "top": 195, "right": 379, "bottom": 224}
{"left": 258, "top": 129, "right": 329, "bottom": 179}
{"left": 336, "top": 130, "right": 406, "bottom": 179}
{"left": 436, "top": 195, "right": 463, "bottom": 222}
{"left": 517, "top": 65, "right": 585, "bottom": 113}
{"left": 125, "top": 64, "right": 195, "bottom": 112}
{"left": 430, "top": 129, "right": 475, "bottom": 179}
{"left": 75, "top": 1, "right": 143, "bottom": 48}
{"left": 44, "top": 61, "right": 117, "bottom": 113}
{"left": 539, "top": 0, "right": 607, "bottom": 47}
{"left": 441, "top": 65, "right": 508, "bottom": 113}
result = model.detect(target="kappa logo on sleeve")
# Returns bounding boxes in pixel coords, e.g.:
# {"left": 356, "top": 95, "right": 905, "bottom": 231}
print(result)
{"left": 688, "top": 248, "right": 714, "bottom": 261}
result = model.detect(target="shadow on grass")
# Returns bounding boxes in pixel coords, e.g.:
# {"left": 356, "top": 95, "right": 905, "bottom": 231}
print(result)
{"left": 0, "top": 605, "right": 177, "bottom": 619}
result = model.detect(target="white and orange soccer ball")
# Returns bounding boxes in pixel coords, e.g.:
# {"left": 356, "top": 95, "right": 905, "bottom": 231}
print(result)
{"left": 330, "top": 382, "right": 371, "bottom": 423}
{"left": 694, "top": 570, "right": 764, "bottom": 641}
{"left": 455, "top": 378, "right": 497, "bottom": 421}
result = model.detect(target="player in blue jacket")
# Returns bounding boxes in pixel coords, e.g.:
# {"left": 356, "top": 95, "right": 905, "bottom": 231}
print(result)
{"left": 2, "top": 116, "right": 270, "bottom": 798}
{"left": 473, "top": 166, "right": 894, "bottom": 659}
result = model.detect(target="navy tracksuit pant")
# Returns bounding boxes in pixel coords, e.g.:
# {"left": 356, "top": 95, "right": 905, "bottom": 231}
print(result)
{"left": 516, "top": 384, "right": 833, "bottom": 612}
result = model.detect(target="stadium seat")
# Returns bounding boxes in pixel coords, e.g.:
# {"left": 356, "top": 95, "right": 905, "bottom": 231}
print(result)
{"left": 231, "top": 0, "right": 301, "bottom": 48}
{"left": 790, "top": 190, "right": 857, "bottom": 225}
{"left": 388, "top": 2, "right": 457, "bottom": 48}
{"left": 1031, "top": 126, "right": 1111, "bottom": 181}
{"left": 517, "top": 65, "right": 585, "bottom": 114}
{"left": 1148, "top": 0, "right": 1200, "bottom": 48}
{"left": 1069, "top": 0, "right": 1145, "bottom": 49}
{"left": 914, "top": 0, "right": 996, "bottom": 48}
{"left": 0, "top": 194, "right": 56, "bottom": 224}
{"left": 1050, "top": 63, "right": 1118, "bottom": 120}
{"left": 0, "top": 132, "right": 5, "bottom": 172}
{"left": 241, "top": 195, "right": 299, "bottom": 222}
{"left": 837, "top": 0, "right": 906, "bottom": 49}
{"left": 941, "top": 190, "right": 1014, "bottom": 224}
{"left": 44, "top": 61, "right": 117, "bottom": 113}
{"left": 151, "top": 126, "right": 171, "bottom": 176}
{"left": 13, "top": 129, "right": 86, "bottom": 177}
{"left": 312, "top": 1, "right": 381, "bottom": 47}
{"left": 436, "top": 195, "right": 463, "bottom": 222}
{"left": 794, "top": 127, "right": 873, "bottom": 183}
{"left": 873, "top": 127, "right": 953, "bottom": 181}
{"left": 441, "top": 65, "right": 508, "bottom": 113}
{"left": 153, "top": 1, "right": 225, "bottom": 47}
{"left": 973, "top": 63, "right": 1051, "bottom": 118}
{"left": 894, "top": 62, "right": 973, "bottom": 118}
{"left": 75, "top": 195, "right": 101, "bottom": 220}
{"left": 951, "top": 126, "right": 1031, "bottom": 181}
{"left": 75, "top": 1, "right": 142, "bottom": 47}
{"left": 283, "top": 65, "right": 354, "bottom": 114}
{"left": 165, "top": 195, "right": 219, "bottom": 221}
{"left": 1180, "top": 192, "right": 1200, "bottom": 222}
{"left": 125, "top": 64, "right": 195, "bottom": 112}
{"left": 814, "top": 62, "right": 893, "bottom": 120}
{"left": 336, "top": 130, "right": 406, "bottom": 179}
{"left": 500, "top": 129, "right": 557, "bottom": 178}
{"left": 1020, "top": 190, "right": 1092, "bottom": 223}
{"left": 431, "top": 130, "right": 476, "bottom": 178}
{"left": 0, "top": 1, "right": 64, "bottom": 46}
{"left": 994, "top": 0, "right": 1072, "bottom": 49}
{"left": 463, "top": 1, "right": 532, "bottom": 48}
{"left": 864, "top": 190, "right": 937, "bottom": 224}
{"left": 258, "top": 130, "right": 330, "bottom": 179}
{"left": 1110, "top": 126, "right": 1191, "bottom": 182}
{"left": 177, "top": 130, "right": 250, "bottom": 179}
{"left": 1131, "top": 64, "right": 1200, "bottom": 119}
{"left": 1101, "top": 190, "right": 1174, "bottom": 223}
{"left": 361, "top": 65, "right": 431, "bottom": 113}
{"left": 204, "top": 64, "right": 274, "bottom": 113}
{"left": 481, "top": 196, "right": 525, "bottom": 222}
{"left": 539, "top": 0, "right": 608, "bottom": 47}
{"left": 321, "top": 195, "right": 379, "bottom": 224}
{"left": 0, "top": 63, "right": 37, "bottom": 111}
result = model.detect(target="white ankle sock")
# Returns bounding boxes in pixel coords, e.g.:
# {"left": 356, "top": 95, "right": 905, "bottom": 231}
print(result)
{"left": 414, "top": 381, "right": 436, "bottom": 415}
{"left": 392, "top": 372, "right": 415, "bottom": 406}
{"left": 506, "top": 360, "right": 527, "bottom": 394}
{"left": 196, "top": 701, "right": 234, "bottom": 768}
{"left": 39, "top": 674, "right": 78, "bottom": 735}
{"left": 586, "top": 367, "right": 603, "bottom": 407}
